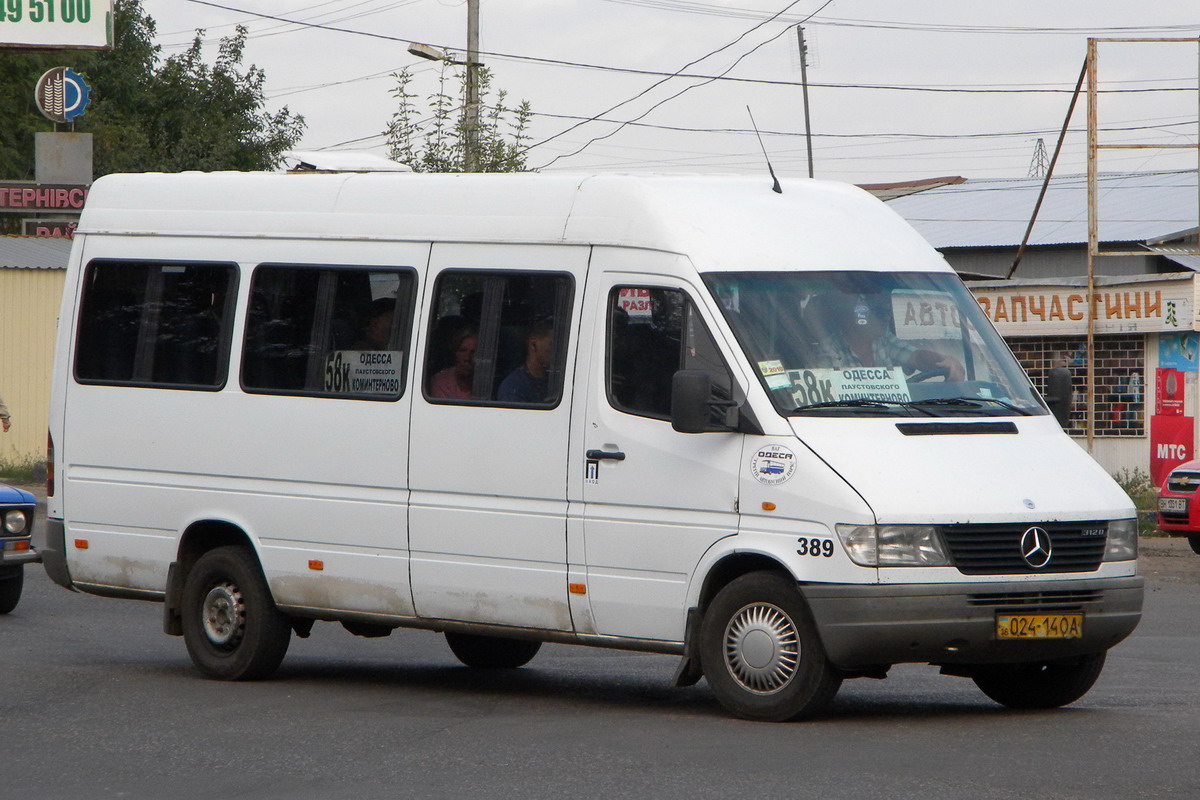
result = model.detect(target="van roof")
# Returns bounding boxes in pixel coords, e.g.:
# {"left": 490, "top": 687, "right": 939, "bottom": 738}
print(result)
{"left": 77, "top": 172, "right": 950, "bottom": 274}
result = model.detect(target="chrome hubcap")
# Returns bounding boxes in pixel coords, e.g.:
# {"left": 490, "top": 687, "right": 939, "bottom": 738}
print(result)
{"left": 202, "top": 581, "right": 245, "bottom": 649}
{"left": 724, "top": 602, "right": 800, "bottom": 694}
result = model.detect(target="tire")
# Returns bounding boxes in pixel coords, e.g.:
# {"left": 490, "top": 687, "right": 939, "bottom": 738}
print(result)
{"left": 1188, "top": 537, "right": 1200, "bottom": 556}
{"left": 0, "top": 565, "right": 23, "bottom": 615}
{"left": 971, "top": 652, "right": 1106, "bottom": 710}
{"left": 180, "top": 545, "right": 291, "bottom": 681}
{"left": 445, "top": 631, "right": 542, "bottom": 669}
{"left": 699, "top": 571, "right": 842, "bottom": 722}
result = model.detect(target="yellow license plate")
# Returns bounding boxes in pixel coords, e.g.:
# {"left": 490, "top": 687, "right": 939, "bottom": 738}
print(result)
{"left": 996, "top": 613, "right": 1083, "bottom": 640}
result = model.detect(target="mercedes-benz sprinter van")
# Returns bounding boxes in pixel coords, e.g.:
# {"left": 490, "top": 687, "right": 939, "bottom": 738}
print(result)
{"left": 43, "top": 172, "right": 1142, "bottom": 721}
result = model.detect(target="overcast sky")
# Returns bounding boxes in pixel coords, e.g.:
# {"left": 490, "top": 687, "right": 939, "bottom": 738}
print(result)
{"left": 143, "top": 0, "right": 1200, "bottom": 183}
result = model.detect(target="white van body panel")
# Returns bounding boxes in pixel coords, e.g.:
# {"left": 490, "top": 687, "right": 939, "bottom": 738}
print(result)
{"left": 790, "top": 415, "right": 1133, "bottom": 526}
{"left": 56, "top": 233, "right": 424, "bottom": 615}
{"left": 73, "top": 172, "right": 947, "bottom": 274}
{"left": 570, "top": 254, "right": 744, "bottom": 642}
{"left": 407, "top": 242, "right": 588, "bottom": 631}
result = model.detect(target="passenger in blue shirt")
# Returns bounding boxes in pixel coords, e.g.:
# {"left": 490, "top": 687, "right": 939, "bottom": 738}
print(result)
{"left": 498, "top": 319, "right": 555, "bottom": 403}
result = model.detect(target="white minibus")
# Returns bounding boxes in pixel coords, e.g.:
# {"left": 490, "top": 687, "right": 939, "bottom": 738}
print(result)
{"left": 43, "top": 172, "right": 1142, "bottom": 721}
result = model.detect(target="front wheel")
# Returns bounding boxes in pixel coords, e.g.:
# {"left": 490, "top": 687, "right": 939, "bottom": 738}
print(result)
{"left": 445, "top": 632, "right": 542, "bottom": 669}
{"left": 1187, "top": 536, "right": 1200, "bottom": 556}
{"left": 0, "top": 565, "right": 23, "bottom": 615}
{"left": 699, "top": 572, "right": 842, "bottom": 722}
{"left": 181, "top": 545, "right": 291, "bottom": 681}
{"left": 971, "top": 652, "right": 1106, "bottom": 709}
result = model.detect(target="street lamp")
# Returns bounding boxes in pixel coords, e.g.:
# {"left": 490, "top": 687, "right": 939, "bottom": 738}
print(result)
{"left": 406, "top": 42, "right": 449, "bottom": 62}
{"left": 405, "top": 0, "right": 481, "bottom": 171}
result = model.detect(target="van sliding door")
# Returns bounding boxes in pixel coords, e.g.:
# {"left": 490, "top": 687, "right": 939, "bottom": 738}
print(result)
{"left": 407, "top": 243, "right": 588, "bottom": 631}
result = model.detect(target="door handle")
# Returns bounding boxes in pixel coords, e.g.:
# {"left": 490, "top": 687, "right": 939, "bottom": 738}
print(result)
{"left": 586, "top": 449, "right": 626, "bottom": 461}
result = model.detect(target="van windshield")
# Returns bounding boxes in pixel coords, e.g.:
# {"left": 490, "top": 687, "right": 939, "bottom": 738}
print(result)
{"left": 703, "top": 271, "right": 1047, "bottom": 418}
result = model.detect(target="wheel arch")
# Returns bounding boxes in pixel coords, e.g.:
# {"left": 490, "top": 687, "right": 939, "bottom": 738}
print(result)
{"left": 692, "top": 550, "right": 795, "bottom": 616}
{"left": 163, "top": 518, "right": 258, "bottom": 636}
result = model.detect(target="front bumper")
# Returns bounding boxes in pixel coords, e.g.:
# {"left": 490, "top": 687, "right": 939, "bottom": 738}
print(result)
{"left": 0, "top": 540, "right": 41, "bottom": 566}
{"left": 802, "top": 576, "right": 1143, "bottom": 669}
{"left": 1156, "top": 490, "right": 1200, "bottom": 534}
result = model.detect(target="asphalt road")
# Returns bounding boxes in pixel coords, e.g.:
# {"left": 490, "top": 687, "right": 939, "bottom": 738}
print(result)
{"left": 3, "top": 501, "right": 1197, "bottom": 799}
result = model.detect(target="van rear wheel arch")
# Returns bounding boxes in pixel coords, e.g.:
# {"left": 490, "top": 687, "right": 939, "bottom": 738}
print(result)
{"left": 164, "top": 520, "right": 260, "bottom": 637}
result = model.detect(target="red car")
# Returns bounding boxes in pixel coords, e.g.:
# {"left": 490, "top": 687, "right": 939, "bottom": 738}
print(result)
{"left": 1157, "top": 459, "right": 1200, "bottom": 554}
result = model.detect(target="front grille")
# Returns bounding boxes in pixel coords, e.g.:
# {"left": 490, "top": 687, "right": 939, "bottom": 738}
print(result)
{"left": 939, "top": 522, "right": 1107, "bottom": 575}
{"left": 1160, "top": 510, "right": 1190, "bottom": 523}
{"left": 967, "top": 589, "right": 1103, "bottom": 608}
{"left": 1167, "top": 471, "right": 1200, "bottom": 493}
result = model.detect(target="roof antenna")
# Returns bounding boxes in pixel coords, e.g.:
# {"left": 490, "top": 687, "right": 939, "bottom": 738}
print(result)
{"left": 746, "top": 106, "right": 782, "bottom": 194}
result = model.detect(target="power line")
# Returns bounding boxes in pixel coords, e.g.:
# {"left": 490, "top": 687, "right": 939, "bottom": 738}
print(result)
{"left": 599, "top": 1, "right": 1200, "bottom": 36}
{"left": 183, "top": 2, "right": 1198, "bottom": 97}
{"left": 531, "top": 0, "right": 835, "bottom": 167}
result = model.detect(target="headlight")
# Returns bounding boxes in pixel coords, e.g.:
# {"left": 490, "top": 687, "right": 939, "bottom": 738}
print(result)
{"left": 1103, "top": 518, "right": 1138, "bottom": 562}
{"left": 836, "top": 524, "right": 951, "bottom": 567}
{"left": 3, "top": 510, "right": 29, "bottom": 535}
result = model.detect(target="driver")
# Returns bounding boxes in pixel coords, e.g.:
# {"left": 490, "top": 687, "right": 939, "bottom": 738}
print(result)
{"left": 815, "top": 294, "right": 965, "bottom": 381}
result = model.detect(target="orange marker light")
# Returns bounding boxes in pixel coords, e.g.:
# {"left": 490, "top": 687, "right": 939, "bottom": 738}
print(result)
{"left": 74, "top": 539, "right": 89, "bottom": 549}
{"left": 14, "top": 541, "right": 30, "bottom": 552}
{"left": 308, "top": 560, "right": 324, "bottom": 571}
{"left": 568, "top": 583, "right": 587, "bottom": 595}
{"left": 762, "top": 502, "right": 777, "bottom": 511}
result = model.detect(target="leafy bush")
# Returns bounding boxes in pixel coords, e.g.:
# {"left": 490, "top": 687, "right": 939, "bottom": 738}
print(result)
{"left": 1112, "top": 467, "right": 1160, "bottom": 537}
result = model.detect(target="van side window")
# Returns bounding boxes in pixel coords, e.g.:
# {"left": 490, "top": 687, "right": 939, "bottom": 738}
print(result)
{"left": 75, "top": 260, "right": 237, "bottom": 389}
{"left": 608, "top": 287, "right": 734, "bottom": 420}
{"left": 424, "top": 271, "right": 573, "bottom": 407}
{"left": 242, "top": 265, "right": 415, "bottom": 399}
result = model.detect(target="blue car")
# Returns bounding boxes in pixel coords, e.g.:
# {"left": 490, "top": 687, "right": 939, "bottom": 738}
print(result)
{"left": 1, "top": 484, "right": 39, "bottom": 614}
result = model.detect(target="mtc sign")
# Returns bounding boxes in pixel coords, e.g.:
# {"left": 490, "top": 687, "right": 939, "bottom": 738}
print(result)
{"left": 0, "top": 0, "right": 113, "bottom": 49}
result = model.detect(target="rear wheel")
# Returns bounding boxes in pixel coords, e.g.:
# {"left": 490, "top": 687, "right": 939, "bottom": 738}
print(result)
{"left": 699, "top": 571, "right": 842, "bottom": 722}
{"left": 0, "top": 565, "right": 23, "bottom": 615}
{"left": 445, "top": 632, "right": 542, "bottom": 668}
{"left": 971, "top": 652, "right": 1106, "bottom": 709}
{"left": 181, "top": 546, "right": 291, "bottom": 681}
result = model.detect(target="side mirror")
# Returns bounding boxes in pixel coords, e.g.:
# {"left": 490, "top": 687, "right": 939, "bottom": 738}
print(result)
{"left": 671, "top": 370, "right": 711, "bottom": 433}
{"left": 671, "top": 369, "right": 742, "bottom": 433}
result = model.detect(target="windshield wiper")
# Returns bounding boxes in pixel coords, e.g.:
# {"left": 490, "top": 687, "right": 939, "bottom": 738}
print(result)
{"left": 792, "top": 399, "right": 935, "bottom": 416}
{"left": 904, "top": 397, "right": 1035, "bottom": 416}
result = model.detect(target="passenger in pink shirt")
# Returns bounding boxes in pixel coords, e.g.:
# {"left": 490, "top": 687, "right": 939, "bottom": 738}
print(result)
{"left": 429, "top": 328, "right": 477, "bottom": 400}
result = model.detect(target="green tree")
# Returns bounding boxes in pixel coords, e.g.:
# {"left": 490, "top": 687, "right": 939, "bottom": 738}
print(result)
{"left": 0, "top": 0, "right": 304, "bottom": 180}
{"left": 385, "top": 63, "right": 532, "bottom": 173}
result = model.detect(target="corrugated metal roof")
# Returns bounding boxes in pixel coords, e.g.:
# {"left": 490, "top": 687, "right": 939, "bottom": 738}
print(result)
{"left": 0, "top": 236, "right": 71, "bottom": 269}
{"left": 887, "top": 170, "right": 1199, "bottom": 249}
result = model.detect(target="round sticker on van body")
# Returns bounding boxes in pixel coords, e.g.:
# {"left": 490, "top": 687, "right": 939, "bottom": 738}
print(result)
{"left": 751, "top": 444, "right": 797, "bottom": 485}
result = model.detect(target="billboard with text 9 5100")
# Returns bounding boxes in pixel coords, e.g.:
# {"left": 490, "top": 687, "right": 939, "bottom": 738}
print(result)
{"left": 1, "top": 0, "right": 112, "bottom": 49}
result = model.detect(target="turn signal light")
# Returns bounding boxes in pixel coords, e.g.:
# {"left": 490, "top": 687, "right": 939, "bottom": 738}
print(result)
{"left": 568, "top": 583, "right": 587, "bottom": 595}
{"left": 308, "top": 560, "right": 324, "bottom": 571}
{"left": 74, "top": 539, "right": 89, "bottom": 549}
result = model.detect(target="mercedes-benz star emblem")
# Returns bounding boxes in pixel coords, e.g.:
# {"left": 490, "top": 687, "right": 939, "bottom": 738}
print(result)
{"left": 1020, "top": 526, "right": 1053, "bottom": 569}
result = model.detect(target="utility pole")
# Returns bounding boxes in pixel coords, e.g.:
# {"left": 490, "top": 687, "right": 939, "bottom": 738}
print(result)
{"left": 465, "top": 0, "right": 480, "bottom": 173}
{"left": 796, "top": 26, "right": 814, "bottom": 178}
